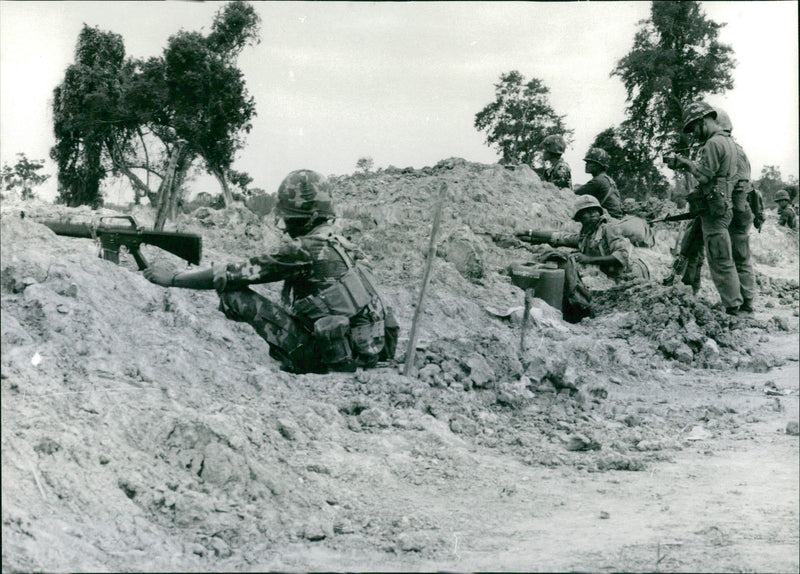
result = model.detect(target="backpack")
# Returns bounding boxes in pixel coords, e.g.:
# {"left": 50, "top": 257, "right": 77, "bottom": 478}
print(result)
{"left": 608, "top": 215, "right": 655, "bottom": 248}
{"left": 747, "top": 186, "right": 765, "bottom": 231}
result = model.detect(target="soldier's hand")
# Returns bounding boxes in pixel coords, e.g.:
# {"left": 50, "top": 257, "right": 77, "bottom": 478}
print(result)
{"left": 143, "top": 266, "right": 174, "bottom": 287}
{"left": 573, "top": 253, "right": 594, "bottom": 264}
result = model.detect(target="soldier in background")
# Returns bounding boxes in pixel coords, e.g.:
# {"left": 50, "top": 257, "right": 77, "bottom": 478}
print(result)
{"left": 775, "top": 189, "right": 798, "bottom": 230}
{"left": 145, "top": 169, "right": 398, "bottom": 374}
{"left": 665, "top": 101, "right": 742, "bottom": 315}
{"left": 574, "top": 147, "right": 625, "bottom": 219}
{"left": 538, "top": 134, "right": 572, "bottom": 189}
{"left": 665, "top": 107, "right": 757, "bottom": 313}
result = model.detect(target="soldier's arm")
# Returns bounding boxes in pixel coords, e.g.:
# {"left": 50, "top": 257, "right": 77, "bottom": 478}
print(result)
{"left": 676, "top": 139, "right": 723, "bottom": 184}
{"left": 573, "top": 178, "right": 601, "bottom": 197}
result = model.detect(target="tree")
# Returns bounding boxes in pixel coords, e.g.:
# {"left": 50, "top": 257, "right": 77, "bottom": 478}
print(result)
{"left": 756, "top": 165, "right": 784, "bottom": 204}
{"left": 475, "top": 71, "right": 573, "bottom": 166}
{"left": 1, "top": 153, "right": 51, "bottom": 200}
{"left": 356, "top": 157, "right": 374, "bottom": 174}
{"left": 611, "top": 1, "right": 735, "bottom": 197}
{"left": 50, "top": 1, "right": 260, "bottom": 226}
{"left": 51, "top": 25, "right": 128, "bottom": 207}
{"left": 590, "top": 125, "right": 669, "bottom": 200}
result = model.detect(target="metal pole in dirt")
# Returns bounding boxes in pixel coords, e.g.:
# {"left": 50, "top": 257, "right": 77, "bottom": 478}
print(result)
{"left": 403, "top": 181, "right": 447, "bottom": 377}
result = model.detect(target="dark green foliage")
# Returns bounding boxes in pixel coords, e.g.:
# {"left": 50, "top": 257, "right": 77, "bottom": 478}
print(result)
{"left": 610, "top": 1, "right": 735, "bottom": 198}
{"left": 474, "top": 71, "right": 573, "bottom": 166}
{"left": 590, "top": 125, "right": 669, "bottom": 200}
{"left": 49, "top": 1, "right": 260, "bottom": 211}
{"left": 51, "top": 25, "right": 128, "bottom": 207}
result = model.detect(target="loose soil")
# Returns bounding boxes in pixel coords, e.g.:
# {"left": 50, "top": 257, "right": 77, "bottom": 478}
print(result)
{"left": 2, "top": 160, "right": 798, "bottom": 572}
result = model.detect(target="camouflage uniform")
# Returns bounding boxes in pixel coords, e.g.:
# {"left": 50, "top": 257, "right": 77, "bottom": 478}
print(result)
{"left": 542, "top": 158, "right": 573, "bottom": 189}
{"left": 550, "top": 217, "right": 649, "bottom": 282}
{"left": 215, "top": 223, "right": 396, "bottom": 374}
{"left": 574, "top": 173, "right": 624, "bottom": 219}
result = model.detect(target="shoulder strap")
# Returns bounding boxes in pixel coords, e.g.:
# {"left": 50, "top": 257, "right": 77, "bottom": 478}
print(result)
{"left": 598, "top": 174, "right": 615, "bottom": 206}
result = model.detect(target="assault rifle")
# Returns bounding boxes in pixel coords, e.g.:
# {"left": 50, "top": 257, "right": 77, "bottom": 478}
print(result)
{"left": 649, "top": 212, "right": 695, "bottom": 224}
{"left": 38, "top": 215, "right": 202, "bottom": 270}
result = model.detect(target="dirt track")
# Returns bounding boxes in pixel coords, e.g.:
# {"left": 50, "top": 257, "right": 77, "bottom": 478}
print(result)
{"left": 2, "top": 162, "right": 798, "bottom": 572}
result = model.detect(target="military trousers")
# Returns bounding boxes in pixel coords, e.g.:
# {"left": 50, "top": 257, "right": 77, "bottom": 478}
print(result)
{"left": 218, "top": 288, "right": 324, "bottom": 374}
{"left": 729, "top": 188, "right": 756, "bottom": 303}
{"left": 681, "top": 193, "right": 756, "bottom": 304}
{"left": 699, "top": 207, "right": 742, "bottom": 308}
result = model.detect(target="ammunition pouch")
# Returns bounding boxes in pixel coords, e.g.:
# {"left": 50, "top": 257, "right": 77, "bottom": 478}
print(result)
{"left": 687, "top": 179, "right": 732, "bottom": 218}
{"left": 293, "top": 260, "right": 395, "bottom": 368}
{"left": 292, "top": 267, "right": 373, "bottom": 320}
{"left": 314, "top": 315, "right": 355, "bottom": 371}
{"left": 706, "top": 178, "right": 731, "bottom": 217}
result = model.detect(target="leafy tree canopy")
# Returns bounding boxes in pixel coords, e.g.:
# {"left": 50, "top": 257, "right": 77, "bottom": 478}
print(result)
{"left": 612, "top": 1, "right": 735, "bottom": 154}
{"left": 608, "top": 1, "right": 735, "bottom": 199}
{"left": 590, "top": 125, "right": 669, "bottom": 200}
{"left": 50, "top": 1, "right": 260, "bottom": 212}
{"left": 1, "top": 153, "right": 51, "bottom": 201}
{"left": 474, "top": 71, "right": 573, "bottom": 166}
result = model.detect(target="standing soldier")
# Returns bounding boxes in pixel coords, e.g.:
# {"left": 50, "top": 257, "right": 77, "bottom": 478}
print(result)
{"left": 775, "top": 189, "right": 798, "bottom": 230}
{"left": 144, "top": 169, "right": 398, "bottom": 374}
{"left": 538, "top": 134, "right": 572, "bottom": 189}
{"left": 666, "top": 102, "right": 742, "bottom": 315}
{"left": 718, "top": 108, "right": 757, "bottom": 312}
{"left": 574, "top": 147, "right": 624, "bottom": 219}
{"left": 666, "top": 108, "right": 757, "bottom": 312}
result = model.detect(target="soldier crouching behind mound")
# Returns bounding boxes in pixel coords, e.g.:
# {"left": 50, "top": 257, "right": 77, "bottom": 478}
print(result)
{"left": 145, "top": 169, "right": 399, "bottom": 374}
{"left": 515, "top": 195, "right": 650, "bottom": 283}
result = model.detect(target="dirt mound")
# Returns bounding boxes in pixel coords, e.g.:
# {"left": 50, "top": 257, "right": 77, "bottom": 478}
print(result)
{"left": 2, "top": 163, "right": 798, "bottom": 571}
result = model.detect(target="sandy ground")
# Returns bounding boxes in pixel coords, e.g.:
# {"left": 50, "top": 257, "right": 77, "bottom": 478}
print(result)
{"left": 2, "top": 162, "right": 798, "bottom": 572}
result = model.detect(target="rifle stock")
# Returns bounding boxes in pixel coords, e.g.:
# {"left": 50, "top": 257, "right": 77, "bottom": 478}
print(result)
{"left": 40, "top": 215, "right": 202, "bottom": 270}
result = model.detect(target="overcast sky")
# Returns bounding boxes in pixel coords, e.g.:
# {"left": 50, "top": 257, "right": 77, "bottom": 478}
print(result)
{"left": 1, "top": 1, "right": 797, "bottom": 202}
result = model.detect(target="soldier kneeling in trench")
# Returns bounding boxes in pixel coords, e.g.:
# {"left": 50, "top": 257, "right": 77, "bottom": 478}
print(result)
{"left": 514, "top": 195, "right": 650, "bottom": 284}
{"left": 145, "top": 169, "right": 399, "bottom": 374}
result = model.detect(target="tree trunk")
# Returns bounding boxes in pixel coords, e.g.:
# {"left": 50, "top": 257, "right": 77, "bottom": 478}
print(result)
{"left": 105, "top": 139, "right": 158, "bottom": 205}
{"left": 211, "top": 167, "right": 233, "bottom": 207}
{"left": 154, "top": 140, "right": 187, "bottom": 231}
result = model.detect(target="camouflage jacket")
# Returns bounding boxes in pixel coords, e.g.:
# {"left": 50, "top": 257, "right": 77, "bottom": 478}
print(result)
{"left": 542, "top": 158, "right": 573, "bottom": 189}
{"left": 213, "top": 223, "right": 367, "bottom": 305}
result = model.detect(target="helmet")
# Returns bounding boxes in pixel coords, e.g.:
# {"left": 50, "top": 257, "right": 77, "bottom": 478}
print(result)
{"left": 275, "top": 169, "right": 335, "bottom": 219}
{"left": 775, "top": 189, "right": 790, "bottom": 202}
{"left": 583, "top": 147, "right": 610, "bottom": 168}
{"left": 715, "top": 107, "right": 733, "bottom": 133}
{"left": 572, "top": 195, "right": 603, "bottom": 221}
{"left": 682, "top": 101, "right": 717, "bottom": 133}
{"left": 541, "top": 134, "right": 566, "bottom": 154}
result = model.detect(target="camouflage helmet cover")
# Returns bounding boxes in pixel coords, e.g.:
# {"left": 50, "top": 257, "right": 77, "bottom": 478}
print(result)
{"left": 682, "top": 101, "right": 717, "bottom": 133}
{"left": 572, "top": 195, "right": 603, "bottom": 221}
{"left": 715, "top": 107, "right": 733, "bottom": 133}
{"left": 275, "top": 169, "right": 335, "bottom": 219}
{"left": 774, "top": 189, "right": 790, "bottom": 202}
{"left": 583, "top": 147, "right": 610, "bottom": 168}
{"left": 541, "top": 134, "right": 566, "bottom": 154}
